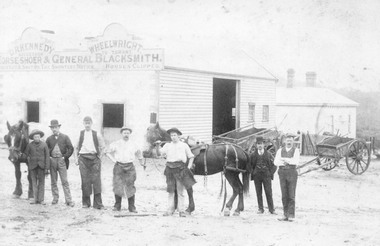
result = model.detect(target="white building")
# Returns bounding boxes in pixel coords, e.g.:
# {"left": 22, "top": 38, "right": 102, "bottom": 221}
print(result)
{"left": 276, "top": 69, "right": 358, "bottom": 138}
{"left": 0, "top": 24, "right": 277, "bottom": 146}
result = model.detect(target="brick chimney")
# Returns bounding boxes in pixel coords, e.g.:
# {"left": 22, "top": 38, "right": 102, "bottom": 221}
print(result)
{"left": 287, "top": 68, "right": 295, "bottom": 88}
{"left": 306, "top": 72, "right": 316, "bottom": 87}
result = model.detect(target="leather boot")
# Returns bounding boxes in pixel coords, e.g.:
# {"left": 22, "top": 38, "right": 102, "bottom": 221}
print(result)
{"left": 128, "top": 195, "right": 137, "bottom": 213}
{"left": 113, "top": 195, "right": 122, "bottom": 211}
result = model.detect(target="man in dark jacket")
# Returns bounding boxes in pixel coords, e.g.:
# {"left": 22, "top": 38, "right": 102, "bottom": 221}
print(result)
{"left": 46, "top": 119, "right": 75, "bottom": 207}
{"left": 251, "top": 136, "right": 276, "bottom": 214}
{"left": 25, "top": 129, "right": 50, "bottom": 205}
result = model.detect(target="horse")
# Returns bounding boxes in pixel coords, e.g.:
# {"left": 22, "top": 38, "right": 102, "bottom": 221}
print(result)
{"left": 3, "top": 120, "right": 33, "bottom": 198}
{"left": 144, "top": 122, "right": 252, "bottom": 216}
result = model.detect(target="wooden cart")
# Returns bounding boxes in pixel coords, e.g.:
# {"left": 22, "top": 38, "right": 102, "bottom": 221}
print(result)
{"left": 212, "top": 124, "right": 280, "bottom": 156}
{"left": 298, "top": 136, "right": 371, "bottom": 175}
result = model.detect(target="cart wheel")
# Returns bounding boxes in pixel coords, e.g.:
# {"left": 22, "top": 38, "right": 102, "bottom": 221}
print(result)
{"left": 316, "top": 157, "right": 338, "bottom": 171}
{"left": 346, "top": 140, "right": 371, "bottom": 175}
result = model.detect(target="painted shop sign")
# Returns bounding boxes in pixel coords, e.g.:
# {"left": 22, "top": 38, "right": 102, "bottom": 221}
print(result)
{"left": 0, "top": 25, "right": 164, "bottom": 71}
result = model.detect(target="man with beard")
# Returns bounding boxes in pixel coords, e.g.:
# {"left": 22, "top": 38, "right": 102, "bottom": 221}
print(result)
{"left": 274, "top": 133, "right": 300, "bottom": 222}
{"left": 46, "top": 119, "right": 75, "bottom": 207}
{"left": 106, "top": 126, "right": 144, "bottom": 212}
{"left": 250, "top": 136, "right": 277, "bottom": 215}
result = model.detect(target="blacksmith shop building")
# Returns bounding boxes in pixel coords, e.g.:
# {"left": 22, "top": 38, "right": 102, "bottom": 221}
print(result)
{"left": 0, "top": 23, "right": 277, "bottom": 146}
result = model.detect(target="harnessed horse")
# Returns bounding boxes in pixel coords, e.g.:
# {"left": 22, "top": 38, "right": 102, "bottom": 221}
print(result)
{"left": 144, "top": 122, "right": 252, "bottom": 216}
{"left": 3, "top": 120, "right": 33, "bottom": 198}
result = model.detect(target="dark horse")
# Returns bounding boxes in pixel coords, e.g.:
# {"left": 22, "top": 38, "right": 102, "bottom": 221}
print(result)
{"left": 3, "top": 120, "right": 33, "bottom": 199}
{"left": 144, "top": 122, "right": 252, "bottom": 216}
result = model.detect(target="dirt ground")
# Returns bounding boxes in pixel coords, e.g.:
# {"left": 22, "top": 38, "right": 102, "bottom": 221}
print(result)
{"left": 0, "top": 147, "right": 380, "bottom": 246}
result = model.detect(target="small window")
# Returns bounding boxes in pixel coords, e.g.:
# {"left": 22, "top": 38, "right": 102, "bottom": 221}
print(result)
{"left": 26, "top": 101, "right": 40, "bottom": 122}
{"left": 103, "top": 104, "right": 124, "bottom": 128}
{"left": 262, "top": 105, "right": 269, "bottom": 122}
{"left": 248, "top": 103, "right": 255, "bottom": 122}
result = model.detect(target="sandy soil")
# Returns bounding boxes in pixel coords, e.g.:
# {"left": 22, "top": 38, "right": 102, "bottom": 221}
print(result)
{"left": 0, "top": 147, "right": 380, "bottom": 246}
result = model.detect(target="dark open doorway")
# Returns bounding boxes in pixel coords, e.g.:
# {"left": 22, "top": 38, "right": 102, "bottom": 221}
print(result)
{"left": 102, "top": 103, "right": 124, "bottom": 145}
{"left": 213, "top": 78, "right": 237, "bottom": 135}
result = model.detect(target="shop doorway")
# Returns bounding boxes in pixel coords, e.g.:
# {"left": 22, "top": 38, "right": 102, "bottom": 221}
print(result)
{"left": 212, "top": 78, "right": 238, "bottom": 136}
{"left": 102, "top": 103, "right": 124, "bottom": 145}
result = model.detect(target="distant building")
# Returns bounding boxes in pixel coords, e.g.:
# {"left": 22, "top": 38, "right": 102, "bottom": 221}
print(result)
{"left": 276, "top": 69, "right": 358, "bottom": 138}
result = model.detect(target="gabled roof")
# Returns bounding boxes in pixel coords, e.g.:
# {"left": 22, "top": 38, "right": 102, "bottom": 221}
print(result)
{"left": 276, "top": 87, "right": 359, "bottom": 107}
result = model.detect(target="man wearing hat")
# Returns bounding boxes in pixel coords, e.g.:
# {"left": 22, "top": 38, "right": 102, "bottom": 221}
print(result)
{"left": 250, "top": 136, "right": 277, "bottom": 215}
{"left": 274, "top": 133, "right": 300, "bottom": 222}
{"left": 46, "top": 119, "right": 75, "bottom": 207}
{"left": 155, "top": 127, "right": 196, "bottom": 217}
{"left": 25, "top": 129, "right": 50, "bottom": 205}
{"left": 74, "top": 116, "right": 105, "bottom": 209}
{"left": 105, "top": 126, "right": 145, "bottom": 212}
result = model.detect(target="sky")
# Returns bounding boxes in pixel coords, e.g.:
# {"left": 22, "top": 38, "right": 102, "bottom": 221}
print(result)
{"left": 0, "top": 0, "right": 379, "bottom": 91}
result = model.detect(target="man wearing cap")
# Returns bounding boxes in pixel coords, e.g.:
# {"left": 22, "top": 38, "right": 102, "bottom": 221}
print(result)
{"left": 46, "top": 120, "right": 75, "bottom": 207}
{"left": 25, "top": 129, "right": 50, "bottom": 205}
{"left": 106, "top": 126, "right": 145, "bottom": 212}
{"left": 155, "top": 127, "right": 196, "bottom": 217}
{"left": 274, "top": 133, "right": 300, "bottom": 222}
{"left": 250, "top": 136, "right": 277, "bottom": 215}
{"left": 74, "top": 116, "right": 105, "bottom": 209}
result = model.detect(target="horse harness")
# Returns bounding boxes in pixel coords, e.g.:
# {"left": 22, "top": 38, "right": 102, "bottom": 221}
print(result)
{"left": 8, "top": 132, "right": 27, "bottom": 160}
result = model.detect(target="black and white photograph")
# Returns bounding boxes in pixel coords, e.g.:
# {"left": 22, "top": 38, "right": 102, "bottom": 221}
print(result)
{"left": 0, "top": 0, "right": 379, "bottom": 245}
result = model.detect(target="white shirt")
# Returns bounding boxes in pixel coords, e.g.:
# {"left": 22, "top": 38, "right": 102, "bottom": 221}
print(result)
{"left": 274, "top": 147, "right": 300, "bottom": 166}
{"left": 77, "top": 130, "right": 105, "bottom": 155}
{"left": 161, "top": 141, "right": 194, "bottom": 163}
{"left": 107, "top": 139, "right": 142, "bottom": 163}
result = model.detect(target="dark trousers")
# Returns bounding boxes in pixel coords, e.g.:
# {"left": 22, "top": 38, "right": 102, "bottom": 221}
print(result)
{"left": 114, "top": 195, "right": 136, "bottom": 211}
{"left": 30, "top": 166, "right": 45, "bottom": 203}
{"left": 278, "top": 167, "right": 298, "bottom": 218}
{"left": 253, "top": 175, "right": 274, "bottom": 212}
{"left": 82, "top": 193, "right": 103, "bottom": 208}
{"left": 79, "top": 156, "right": 103, "bottom": 208}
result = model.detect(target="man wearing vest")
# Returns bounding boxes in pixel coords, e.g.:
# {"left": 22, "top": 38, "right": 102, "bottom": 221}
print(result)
{"left": 74, "top": 116, "right": 105, "bottom": 209}
{"left": 46, "top": 119, "right": 75, "bottom": 207}
{"left": 274, "top": 133, "right": 300, "bottom": 222}
{"left": 105, "top": 126, "right": 145, "bottom": 212}
{"left": 250, "top": 136, "right": 277, "bottom": 215}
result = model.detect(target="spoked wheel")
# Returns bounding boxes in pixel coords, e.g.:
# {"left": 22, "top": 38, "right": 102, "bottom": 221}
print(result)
{"left": 316, "top": 156, "right": 338, "bottom": 171}
{"left": 346, "top": 140, "right": 371, "bottom": 175}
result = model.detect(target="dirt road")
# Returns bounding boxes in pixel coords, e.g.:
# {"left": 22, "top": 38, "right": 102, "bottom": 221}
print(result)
{"left": 1, "top": 148, "right": 379, "bottom": 246}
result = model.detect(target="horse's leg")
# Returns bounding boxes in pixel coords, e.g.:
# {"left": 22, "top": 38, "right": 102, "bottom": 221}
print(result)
{"left": 13, "top": 162, "right": 23, "bottom": 197}
{"left": 185, "top": 187, "right": 195, "bottom": 214}
{"left": 27, "top": 167, "right": 33, "bottom": 199}
{"left": 174, "top": 189, "right": 178, "bottom": 211}
{"left": 224, "top": 172, "right": 239, "bottom": 216}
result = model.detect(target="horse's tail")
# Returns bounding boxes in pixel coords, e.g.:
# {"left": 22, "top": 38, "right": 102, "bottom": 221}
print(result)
{"left": 242, "top": 171, "right": 250, "bottom": 194}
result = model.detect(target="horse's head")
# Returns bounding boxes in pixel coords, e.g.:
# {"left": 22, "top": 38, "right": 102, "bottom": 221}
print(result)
{"left": 143, "top": 122, "right": 170, "bottom": 158}
{"left": 4, "top": 121, "right": 29, "bottom": 163}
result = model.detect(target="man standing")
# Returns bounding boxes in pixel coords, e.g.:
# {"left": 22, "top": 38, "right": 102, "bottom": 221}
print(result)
{"left": 106, "top": 126, "right": 145, "bottom": 212}
{"left": 250, "top": 136, "right": 277, "bottom": 215}
{"left": 274, "top": 133, "right": 300, "bottom": 222}
{"left": 155, "top": 127, "right": 196, "bottom": 217}
{"left": 74, "top": 116, "right": 105, "bottom": 209}
{"left": 25, "top": 129, "right": 50, "bottom": 205}
{"left": 46, "top": 119, "right": 75, "bottom": 207}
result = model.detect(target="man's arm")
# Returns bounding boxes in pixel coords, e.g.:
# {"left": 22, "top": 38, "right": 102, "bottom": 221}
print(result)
{"left": 105, "top": 143, "right": 117, "bottom": 163}
{"left": 273, "top": 149, "right": 283, "bottom": 166}
{"left": 185, "top": 145, "right": 195, "bottom": 169}
{"left": 44, "top": 144, "right": 50, "bottom": 170}
{"left": 97, "top": 132, "right": 106, "bottom": 157}
{"left": 287, "top": 148, "right": 300, "bottom": 165}
{"left": 64, "top": 135, "right": 74, "bottom": 159}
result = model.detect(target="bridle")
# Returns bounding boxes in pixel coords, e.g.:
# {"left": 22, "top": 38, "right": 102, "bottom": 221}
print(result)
{"left": 8, "top": 133, "right": 26, "bottom": 161}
